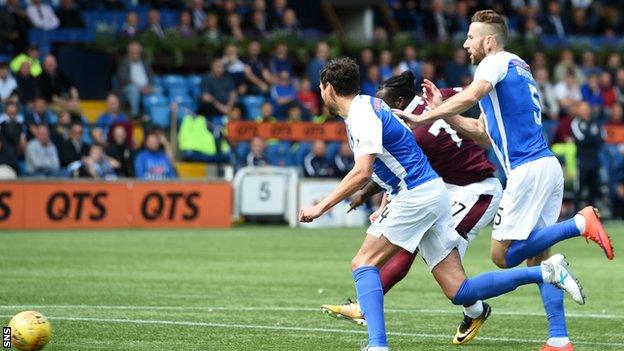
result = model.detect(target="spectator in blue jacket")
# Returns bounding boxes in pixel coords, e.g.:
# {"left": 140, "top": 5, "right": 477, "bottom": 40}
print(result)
{"left": 134, "top": 132, "right": 177, "bottom": 179}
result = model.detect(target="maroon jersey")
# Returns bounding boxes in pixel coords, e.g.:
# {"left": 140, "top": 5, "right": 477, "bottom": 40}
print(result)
{"left": 406, "top": 88, "right": 496, "bottom": 186}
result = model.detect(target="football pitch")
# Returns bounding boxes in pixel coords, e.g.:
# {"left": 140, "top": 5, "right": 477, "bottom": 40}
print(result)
{"left": 0, "top": 225, "right": 622, "bottom": 350}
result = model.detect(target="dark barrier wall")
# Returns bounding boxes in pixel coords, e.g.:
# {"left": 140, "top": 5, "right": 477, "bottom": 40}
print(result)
{"left": 57, "top": 45, "right": 112, "bottom": 100}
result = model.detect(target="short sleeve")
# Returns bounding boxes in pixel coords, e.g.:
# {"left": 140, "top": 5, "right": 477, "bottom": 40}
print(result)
{"left": 349, "top": 100, "right": 383, "bottom": 158}
{"left": 473, "top": 54, "right": 509, "bottom": 87}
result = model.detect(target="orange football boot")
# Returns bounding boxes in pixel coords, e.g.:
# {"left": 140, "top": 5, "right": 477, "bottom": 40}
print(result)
{"left": 578, "top": 206, "right": 614, "bottom": 260}
{"left": 540, "top": 342, "right": 574, "bottom": 351}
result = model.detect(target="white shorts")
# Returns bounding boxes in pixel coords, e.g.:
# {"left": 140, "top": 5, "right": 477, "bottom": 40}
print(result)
{"left": 492, "top": 156, "right": 564, "bottom": 241}
{"left": 446, "top": 177, "right": 503, "bottom": 259}
{"left": 367, "top": 178, "right": 465, "bottom": 270}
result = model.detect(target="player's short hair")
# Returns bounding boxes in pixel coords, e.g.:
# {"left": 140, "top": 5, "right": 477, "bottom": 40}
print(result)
{"left": 320, "top": 57, "right": 360, "bottom": 96}
{"left": 379, "top": 71, "right": 416, "bottom": 98}
{"left": 471, "top": 10, "right": 508, "bottom": 46}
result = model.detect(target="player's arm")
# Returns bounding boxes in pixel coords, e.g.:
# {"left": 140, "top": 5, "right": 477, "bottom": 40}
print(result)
{"left": 299, "top": 154, "right": 375, "bottom": 222}
{"left": 445, "top": 113, "right": 491, "bottom": 146}
{"left": 393, "top": 80, "right": 493, "bottom": 128}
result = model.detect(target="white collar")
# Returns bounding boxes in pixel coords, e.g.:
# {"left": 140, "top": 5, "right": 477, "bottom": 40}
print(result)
{"left": 403, "top": 95, "right": 423, "bottom": 113}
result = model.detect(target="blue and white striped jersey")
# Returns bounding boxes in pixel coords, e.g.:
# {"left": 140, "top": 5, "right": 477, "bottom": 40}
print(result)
{"left": 345, "top": 95, "right": 438, "bottom": 197}
{"left": 474, "top": 51, "right": 553, "bottom": 175}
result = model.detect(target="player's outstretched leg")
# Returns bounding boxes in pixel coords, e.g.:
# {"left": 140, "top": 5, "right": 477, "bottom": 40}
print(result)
{"left": 434, "top": 250, "right": 585, "bottom": 345}
{"left": 321, "top": 249, "right": 416, "bottom": 326}
{"left": 503, "top": 207, "right": 614, "bottom": 268}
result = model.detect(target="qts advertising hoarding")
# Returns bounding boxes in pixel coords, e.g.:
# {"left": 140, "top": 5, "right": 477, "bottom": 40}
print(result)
{"left": 0, "top": 181, "right": 231, "bottom": 229}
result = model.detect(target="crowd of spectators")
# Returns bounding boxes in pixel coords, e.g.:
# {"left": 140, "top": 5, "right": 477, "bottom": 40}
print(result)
{"left": 1, "top": 0, "right": 624, "bottom": 217}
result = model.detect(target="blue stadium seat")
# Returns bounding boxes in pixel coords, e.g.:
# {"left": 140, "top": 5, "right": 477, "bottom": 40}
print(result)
{"left": 148, "top": 105, "right": 171, "bottom": 128}
{"left": 292, "top": 142, "right": 312, "bottom": 167}
{"left": 142, "top": 94, "right": 167, "bottom": 111}
{"left": 186, "top": 75, "right": 202, "bottom": 100}
{"left": 235, "top": 142, "right": 251, "bottom": 167}
{"left": 326, "top": 141, "right": 341, "bottom": 160}
{"left": 241, "top": 95, "right": 264, "bottom": 120}
{"left": 267, "top": 141, "right": 292, "bottom": 167}
{"left": 170, "top": 94, "right": 196, "bottom": 116}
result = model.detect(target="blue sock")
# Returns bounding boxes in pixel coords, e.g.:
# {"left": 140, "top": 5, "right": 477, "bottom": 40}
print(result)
{"left": 539, "top": 283, "right": 568, "bottom": 338}
{"left": 452, "top": 266, "right": 543, "bottom": 306}
{"left": 505, "top": 219, "right": 580, "bottom": 268}
{"left": 353, "top": 266, "right": 387, "bottom": 348}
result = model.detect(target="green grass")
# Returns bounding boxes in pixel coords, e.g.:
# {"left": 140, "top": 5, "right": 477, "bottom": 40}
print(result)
{"left": 0, "top": 225, "right": 622, "bottom": 350}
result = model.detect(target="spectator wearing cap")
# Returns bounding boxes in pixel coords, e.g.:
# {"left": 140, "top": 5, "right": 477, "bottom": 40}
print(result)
{"left": 27, "top": 0, "right": 59, "bottom": 30}
{"left": 117, "top": 42, "right": 155, "bottom": 118}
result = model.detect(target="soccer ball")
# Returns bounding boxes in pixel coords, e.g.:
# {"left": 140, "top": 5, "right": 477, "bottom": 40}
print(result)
{"left": 7, "top": 311, "right": 52, "bottom": 351}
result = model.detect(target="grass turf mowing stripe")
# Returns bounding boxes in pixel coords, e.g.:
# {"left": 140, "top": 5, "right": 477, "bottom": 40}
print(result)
{"left": 0, "top": 314, "right": 621, "bottom": 348}
{"left": 0, "top": 305, "right": 621, "bottom": 320}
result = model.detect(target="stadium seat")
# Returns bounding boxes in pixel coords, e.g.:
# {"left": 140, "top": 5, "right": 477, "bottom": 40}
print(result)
{"left": 148, "top": 105, "right": 170, "bottom": 128}
{"left": 170, "top": 94, "right": 196, "bottom": 117}
{"left": 175, "top": 162, "right": 208, "bottom": 179}
{"left": 142, "top": 94, "right": 168, "bottom": 111}
{"left": 234, "top": 142, "right": 251, "bottom": 167}
{"left": 326, "top": 141, "right": 341, "bottom": 160}
{"left": 186, "top": 75, "right": 202, "bottom": 100}
{"left": 292, "top": 142, "right": 312, "bottom": 167}
{"left": 241, "top": 95, "right": 264, "bottom": 120}
{"left": 267, "top": 141, "right": 292, "bottom": 167}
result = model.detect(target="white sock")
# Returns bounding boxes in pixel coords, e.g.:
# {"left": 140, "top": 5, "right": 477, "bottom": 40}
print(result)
{"left": 547, "top": 337, "right": 570, "bottom": 347}
{"left": 573, "top": 214, "right": 586, "bottom": 233}
{"left": 463, "top": 300, "right": 484, "bottom": 319}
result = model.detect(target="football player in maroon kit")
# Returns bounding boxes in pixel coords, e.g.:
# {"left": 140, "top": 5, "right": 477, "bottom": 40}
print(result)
{"left": 321, "top": 71, "right": 503, "bottom": 345}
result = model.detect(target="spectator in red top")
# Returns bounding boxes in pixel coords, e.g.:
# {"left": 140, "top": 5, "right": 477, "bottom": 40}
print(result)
{"left": 600, "top": 71, "right": 618, "bottom": 108}
{"left": 296, "top": 77, "right": 319, "bottom": 115}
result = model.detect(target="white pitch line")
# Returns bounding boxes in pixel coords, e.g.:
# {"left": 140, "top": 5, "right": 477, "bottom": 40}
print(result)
{"left": 0, "top": 314, "right": 622, "bottom": 348}
{"left": 0, "top": 304, "right": 622, "bottom": 320}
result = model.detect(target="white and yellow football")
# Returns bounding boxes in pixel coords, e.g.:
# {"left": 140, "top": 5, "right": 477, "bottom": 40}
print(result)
{"left": 7, "top": 311, "right": 51, "bottom": 351}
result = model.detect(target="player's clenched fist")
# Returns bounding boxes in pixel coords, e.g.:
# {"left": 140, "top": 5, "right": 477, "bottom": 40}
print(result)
{"left": 299, "top": 205, "right": 325, "bottom": 222}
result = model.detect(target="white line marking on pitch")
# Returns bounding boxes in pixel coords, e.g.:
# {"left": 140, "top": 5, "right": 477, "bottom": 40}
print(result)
{"left": 0, "top": 304, "right": 621, "bottom": 320}
{"left": 0, "top": 314, "right": 621, "bottom": 347}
